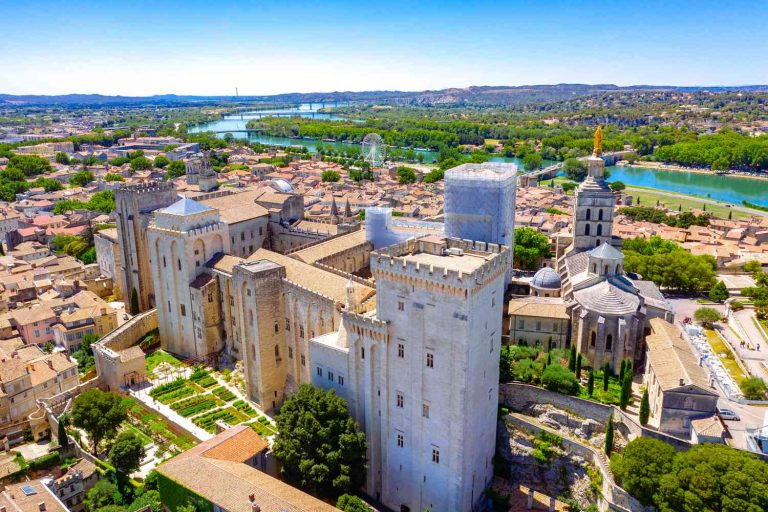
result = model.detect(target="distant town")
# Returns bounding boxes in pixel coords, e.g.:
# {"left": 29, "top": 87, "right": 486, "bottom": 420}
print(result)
{"left": 0, "top": 88, "right": 767, "bottom": 512}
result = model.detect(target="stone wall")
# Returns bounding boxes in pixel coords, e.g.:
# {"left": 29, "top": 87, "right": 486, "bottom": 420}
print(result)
{"left": 499, "top": 383, "right": 693, "bottom": 452}
{"left": 93, "top": 309, "right": 156, "bottom": 392}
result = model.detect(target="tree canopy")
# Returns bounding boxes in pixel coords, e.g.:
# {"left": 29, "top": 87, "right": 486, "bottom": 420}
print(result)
{"left": 109, "top": 431, "right": 146, "bottom": 475}
{"left": 694, "top": 306, "right": 722, "bottom": 327}
{"left": 611, "top": 437, "right": 676, "bottom": 506}
{"left": 396, "top": 166, "right": 417, "bottom": 184}
{"left": 272, "top": 384, "right": 367, "bottom": 498}
{"left": 321, "top": 170, "right": 340, "bottom": 182}
{"left": 513, "top": 227, "right": 552, "bottom": 270}
{"left": 563, "top": 158, "right": 587, "bottom": 181}
{"left": 71, "top": 389, "right": 127, "bottom": 455}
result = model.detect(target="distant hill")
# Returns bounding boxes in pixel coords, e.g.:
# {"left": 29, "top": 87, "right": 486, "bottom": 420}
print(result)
{"left": 3, "top": 84, "right": 768, "bottom": 107}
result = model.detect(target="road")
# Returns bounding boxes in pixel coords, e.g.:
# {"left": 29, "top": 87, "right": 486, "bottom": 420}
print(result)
{"left": 732, "top": 309, "right": 768, "bottom": 379}
{"left": 626, "top": 186, "right": 768, "bottom": 216}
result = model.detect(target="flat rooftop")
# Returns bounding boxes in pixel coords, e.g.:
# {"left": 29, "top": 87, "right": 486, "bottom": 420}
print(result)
{"left": 403, "top": 250, "right": 492, "bottom": 274}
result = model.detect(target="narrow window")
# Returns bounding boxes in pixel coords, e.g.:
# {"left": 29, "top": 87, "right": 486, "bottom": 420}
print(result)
{"left": 361, "top": 347, "right": 365, "bottom": 359}
{"left": 606, "top": 334, "right": 613, "bottom": 351}
{"left": 398, "top": 343, "right": 404, "bottom": 358}
{"left": 597, "top": 224, "right": 603, "bottom": 236}
{"left": 301, "top": 354, "right": 306, "bottom": 366}
{"left": 288, "top": 347, "right": 293, "bottom": 359}
{"left": 274, "top": 345, "right": 279, "bottom": 358}
{"left": 426, "top": 352, "right": 434, "bottom": 368}
{"left": 518, "top": 319, "right": 525, "bottom": 330}
{"left": 598, "top": 209, "right": 604, "bottom": 221}
{"left": 163, "top": 256, "right": 166, "bottom": 268}
{"left": 432, "top": 448, "right": 440, "bottom": 464}
{"left": 180, "top": 304, "right": 186, "bottom": 316}
{"left": 396, "top": 393, "right": 404, "bottom": 408}
{"left": 422, "top": 403, "right": 430, "bottom": 418}
{"left": 590, "top": 331, "right": 596, "bottom": 348}
{"left": 586, "top": 209, "right": 591, "bottom": 220}
{"left": 338, "top": 376, "right": 344, "bottom": 385}
{"left": 328, "top": 371, "right": 334, "bottom": 381}
{"left": 397, "top": 433, "right": 404, "bottom": 448}
{"left": 398, "top": 301, "right": 404, "bottom": 311}
{"left": 585, "top": 224, "right": 591, "bottom": 236}
{"left": 177, "top": 258, "right": 181, "bottom": 270}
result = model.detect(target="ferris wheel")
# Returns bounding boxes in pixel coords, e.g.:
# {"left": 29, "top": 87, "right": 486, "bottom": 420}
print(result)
{"left": 362, "top": 133, "right": 386, "bottom": 167}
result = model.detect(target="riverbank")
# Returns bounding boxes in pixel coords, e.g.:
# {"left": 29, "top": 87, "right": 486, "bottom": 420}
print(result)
{"left": 623, "top": 161, "right": 768, "bottom": 182}
{"left": 625, "top": 186, "right": 766, "bottom": 219}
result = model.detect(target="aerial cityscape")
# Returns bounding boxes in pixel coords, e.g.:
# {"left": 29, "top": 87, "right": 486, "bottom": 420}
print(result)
{"left": 1, "top": 2, "right": 768, "bottom": 512}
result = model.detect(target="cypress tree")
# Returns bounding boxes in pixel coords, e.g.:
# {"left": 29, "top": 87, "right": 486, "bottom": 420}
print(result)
{"left": 603, "top": 361, "right": 611, "bottom": 392}
{"left": 546, "top": 351, "right": 552, "bottom": 367}
{"left": 568, "top": 346, "right": 577, "bottom": 372}
{"left": 57, "top": 414, "right": 69, "bottom": 448}
{"left": 130, "top": 287, "right": 140, "bottom": 316}
{"left": 626, "top": 359, "right": 633, "bottom": 376}
{"left": 575, "top": 354, "right": 582, "bottom": 378}
{"left": 605, "top": 412, "right": 614, "bottom": 455}
{"left": 620, "top": 373, "right": 633, "bottom": 409}
{"left": 639, "top": 389, "right": 650, "bottom": 425}
{"left": 619, "top": 359, "right": 626, "bottom": 383}
{"left": 587, "top": 370, "right": 595, "bottom": 397}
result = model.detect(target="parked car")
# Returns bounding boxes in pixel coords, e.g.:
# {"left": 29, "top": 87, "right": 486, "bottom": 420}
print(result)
{"left": 718, "top": 408, "right": 740, "bottom": 421}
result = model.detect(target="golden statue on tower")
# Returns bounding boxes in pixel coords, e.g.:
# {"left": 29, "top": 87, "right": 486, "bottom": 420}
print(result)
{"left": 593, "top": 125, "right": 603, "bottom": 157}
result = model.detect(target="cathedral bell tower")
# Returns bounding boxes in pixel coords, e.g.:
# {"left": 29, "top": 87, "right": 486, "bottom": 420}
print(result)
{"left": 571, "top": 126, "right": 618, "bottom": 252}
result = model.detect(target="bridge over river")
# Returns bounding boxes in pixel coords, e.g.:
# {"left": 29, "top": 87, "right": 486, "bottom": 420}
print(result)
{"left": 520, "top": 151, "right": 634, "bottom": 186}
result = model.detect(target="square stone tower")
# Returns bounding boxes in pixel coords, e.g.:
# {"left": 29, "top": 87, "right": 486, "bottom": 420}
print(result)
{"left": 346, "top": 237, "right": 511, "bottom": 512}
{"left": 571, "top": 155, "right": 617, "bottom": 252}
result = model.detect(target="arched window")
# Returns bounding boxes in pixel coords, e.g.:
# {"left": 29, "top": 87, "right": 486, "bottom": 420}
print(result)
{"left": 598, "top": 209, "right": 604, "bottom": 221}
{"left": 590, "top": 331, "right": 596, "bottom": 348}
{"left": 585, "top": 224, "right": 591, "bottom": 236}
{"left": 592, "top": 263, "right": 597, "bottom": 273}
{"left": 597, "top": 224, "right": 603, "bottom": 236}
{"left": 586, "top": 209, "right": 591, "bottom": 220}
{"left": 606, "top": 334, "right": 613, "bottom": 351}
{"left": 604, "top": 265, "right": 609, "bottom": 274}
{"left": 274, "top": 345, "right": 280, "bottom": 358}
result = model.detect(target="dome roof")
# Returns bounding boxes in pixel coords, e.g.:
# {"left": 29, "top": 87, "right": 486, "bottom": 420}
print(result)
{"left": 531, "top": 266, "right": 561, "bottom": 290}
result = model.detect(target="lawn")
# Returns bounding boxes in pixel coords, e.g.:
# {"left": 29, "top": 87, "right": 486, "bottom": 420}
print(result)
{"left": 705, "top": 329, "right": 747, "bottom": 383}
{"left": 122, "top": 424, "right": 153, "bottom": 446}
{"left": 577, "top": 370, "right": 624, "bottom": 405}
{"left": 758, "top": 318, "right": 768, "bottom": 343}
{"left": 146, "top": 350, "right": 183, "bottom": 372}
{"left": 627, "top": 186, "right": 752, "bottom": 220}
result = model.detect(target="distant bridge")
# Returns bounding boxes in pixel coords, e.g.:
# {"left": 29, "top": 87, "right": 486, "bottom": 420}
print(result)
{"left": 520, "top": 150, "right": 634, "bottom": 186}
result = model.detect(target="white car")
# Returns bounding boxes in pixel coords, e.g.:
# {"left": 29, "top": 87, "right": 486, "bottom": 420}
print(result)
{"left": 718, "top": 408, "right": 740, "bottom": 421}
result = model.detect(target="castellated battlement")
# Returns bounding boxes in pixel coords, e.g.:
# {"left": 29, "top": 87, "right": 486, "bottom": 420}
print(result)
{"left": 342, "top": 310, "right": 389, "bottom": 341}
{"left": 371, "top": 236, "right": 511, "bottom": 291}
{"left": 186, "top": 221, "right": 228, "bottom": 237}
{"left": 116, "top": 180, "right": 175, "bottom": 194}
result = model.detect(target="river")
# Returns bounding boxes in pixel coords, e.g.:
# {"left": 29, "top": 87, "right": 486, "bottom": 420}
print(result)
{"left": 191, "top": 105, "right": 768, "bottom": 207}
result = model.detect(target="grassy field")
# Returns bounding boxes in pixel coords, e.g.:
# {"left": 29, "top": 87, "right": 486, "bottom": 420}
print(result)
{"left": 627, "top": 186, "right": 753, "bottom": 220}
{"left": 146, "top": 350, "right": 183, "bottom": 372}
{"left": 705, "top": 329, "right": 747, "bottom": 383}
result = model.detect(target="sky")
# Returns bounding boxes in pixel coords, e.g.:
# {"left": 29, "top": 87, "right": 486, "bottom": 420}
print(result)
{"left": 1, "top": 0, "right": 767, "bottom": 96}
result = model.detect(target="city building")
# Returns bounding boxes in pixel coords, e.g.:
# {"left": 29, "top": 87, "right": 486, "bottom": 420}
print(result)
{"left": 0, "top": 479, "right": 69, "bottom": 512}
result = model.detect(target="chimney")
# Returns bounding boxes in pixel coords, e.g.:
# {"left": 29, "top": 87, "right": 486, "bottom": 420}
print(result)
{"left": 38, "top": 502, "right": 46, "bottom": 511}
{"left": 679, "top": 378, "right": 685, "bottom": 386}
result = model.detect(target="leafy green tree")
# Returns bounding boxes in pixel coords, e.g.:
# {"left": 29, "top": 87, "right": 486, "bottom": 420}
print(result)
{"left": 153, "top": 155, "right": 170, "bottom": 168}
{"left": 165, "top": 160, "right": 186, "bottom": 180}
{"left": 321, "top": 170, "right": 340, "bottom": 182}
{"left": 522, "top": 152, "right": 543, "bottom": 171}
{"left": 744, "top": 260, "right": 762, "bottom": 274}
{"left": 273, "top": 384, "right": 367, "bottom": 498}
{"left": 694, "top": 307, "right": 721, "bottom": 328}
{"left": 587, "top": 370, "right": 594, "bottom": 397}
{"left": 513, "top": 227, "right": 552, "bottom": 270}
{"left": 85, "top": 480, "right": 121, "bottom": 510}
{"left": 70, "top": 389, "right": 127, "bottom": 455}
{"left": 70, "top": 170, "right": 95, "bottom": 187}
{"left": 109, "top": 431, "right": 145, "bottom": 475}
{"left": 396, "top": 166, "right": 417, "bottom": 184}
{"left": 336, "top": 494, "right": 370, "bottom": 512}
{"left": 541, "top": 364, "right": 579, "bottom": 395}
{"left": 709, "top": 280, "right": 729, "bottom": 302}
{"left": 610, "top": 437, "right": 676, "bottom": 506}
{"left": 55, "top": 152, "right": 70, "bottom": 165}
{"left": 604, "top": 412, "right": 614, "bottom": 455}
{"left": 499, "top": 345, "right": 513, "bottom": 382}
{"left": 563, "top": 158, "right": 587, "bottom": 181}
{"left": 34, "top": 177, "right": 64, "bottom": 191}
{"left": 655, "top": 444, "right": 768, "bottom": 512}
{"left": 610, "top": 180, "right": 626, "bottom": 191}
{"left": 130, "top": 156, "right": 153, "bottom": 172}
{"left": 740, "top": 376, "right": 768, "bottom": 400}
{"left": 127, "top": 490, "right": 162, "bottom": 512}
{"left": 130, "top": 288, "right": 140, "bottom": 315}
{"left": 8, "top": 154, "right": 52, "bottom": 176}
{"left": 639, "top": 388, "right": 650, "bottom": 425}
{"left": 104, "top": 173, "right": 125, "bottom": 182}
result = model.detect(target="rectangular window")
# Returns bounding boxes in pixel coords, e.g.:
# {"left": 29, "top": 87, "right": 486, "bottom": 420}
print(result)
{"left": 301, "top": 355, "right": 306, "bottom": 366}
{"left": 422, "top": 403, "right": 430, "bottom": 418}
{"left": 398, "top": 343, "right": 404, "bottom": 358}
{"left": 536, "top": 321, "right": 541, "bottom": 331}
{"left": 285, "top": 318, "right": 290, "bottom": 331}
{"left": 241, "top": 233, "right": 245, "bottom": 241}
{"left": 397, "top": 433, "right": 404, "bottom": 448}
{"left": 398, "top": 301, "right": 404, "bottom": 311}
{"left": 180, "top": 304, "right": 186, "bottom": 316}
{"left": 426, "top": 352, "right": 434, "bottom": 368}
{"left": 553, "top": 323, "right": 559, "bottom": 333}
{"left": 361, "top": 347, "right": 365, "bottom": 359}
{"left": 518, "top": 319, "right": 525, "bottom": 330}
{"left": 338, "top": 376, "right": 344, "bottom": 386}
{"left": 288, "top": 347, "right": 293, "bottom": 359}
{"left": 432, "top": 447, "right": 440, "bottom": 464}
{"left": 396, "top": 393, "right": 404, "bottom": 408}
{"left": 163, "top": 256, "right": 166, "bottom": 268}
{"left": 178, "top": 259, "right": 181, "bottom": 271}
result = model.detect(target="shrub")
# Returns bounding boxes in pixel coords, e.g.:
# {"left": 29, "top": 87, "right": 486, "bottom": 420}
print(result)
{"left": 694, "top": 307, "right": 722, "bottom": 327}
{"left": 149, "top": 378, "right": 186, "bottom": 398}
{"left": 740, "top": 377, "right": 768, "bottom": 400}
{"left": 29, "top": 451, "right": 60, "bottom": 470}
{"left": 541, "top": 364, "right": 579, "bottom": 395}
